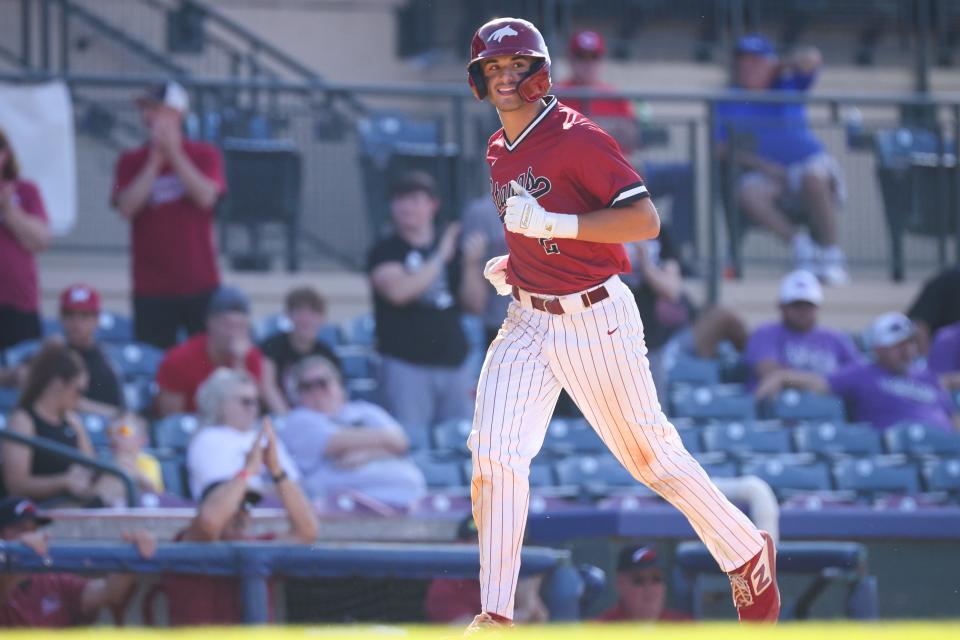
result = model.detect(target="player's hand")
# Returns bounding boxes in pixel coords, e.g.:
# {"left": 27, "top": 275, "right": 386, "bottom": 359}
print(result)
{"left": 436, "top": 222, "right": 461, "bottom": 264}
{"left": 261, "top": 417, "right": 283, "bottom": 476}
{"left": 504, "top": 181, "right": 578, "bottom": 239}
{"left": 483, "top": 254, "right": 512, "bottom": 296}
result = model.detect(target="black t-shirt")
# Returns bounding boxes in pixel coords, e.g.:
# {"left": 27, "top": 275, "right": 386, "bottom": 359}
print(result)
{"left": 366, "top": 232, "right": 468, "bottom": 367}
{"left": 76, "top": 345, "right": 123, "bottom": 408}
{"left": 259, "top": 332, "right": 340, "bottom": 389}
{"left": 908, "top": 267, "right": 960, "bottom": 336}
{"left": 629, "top": 228, "right": 694, "bottom": 349}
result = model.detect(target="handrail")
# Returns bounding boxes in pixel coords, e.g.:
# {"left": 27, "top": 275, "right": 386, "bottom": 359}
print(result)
{"left": 0, "top": 429, "right": 139, "bottom": 508}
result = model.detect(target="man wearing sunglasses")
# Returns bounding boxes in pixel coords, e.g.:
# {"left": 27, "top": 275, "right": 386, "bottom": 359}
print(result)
{"left": 597, "top": 543, "right": 691, "bottom": 622}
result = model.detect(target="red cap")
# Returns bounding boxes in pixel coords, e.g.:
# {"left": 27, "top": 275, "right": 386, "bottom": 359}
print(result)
{"left": 569, "top": 30, "right": 606, "bottom": 58}
{"left": 60, "top": 283, "right": 101, "bottom": 313}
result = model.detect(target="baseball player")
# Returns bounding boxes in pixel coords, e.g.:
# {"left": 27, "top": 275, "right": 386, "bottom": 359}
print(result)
{"left": 464, "top": 18, "right": 780, "bottom": 633}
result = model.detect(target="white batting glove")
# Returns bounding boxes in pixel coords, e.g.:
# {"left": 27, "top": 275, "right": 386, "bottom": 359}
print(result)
{"left": 483, "top": 254, "right": 512, "bottom": 296}
{"left": 503, "top": 181, "right": 578, "bottom": 240}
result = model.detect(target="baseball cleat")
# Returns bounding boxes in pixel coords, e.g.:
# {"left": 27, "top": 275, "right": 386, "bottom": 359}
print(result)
{"left": 728, "top": 530, "right": 780, "bottom": 622}
{"left": 463, "top": 612, "right": 514, "bottom": 636}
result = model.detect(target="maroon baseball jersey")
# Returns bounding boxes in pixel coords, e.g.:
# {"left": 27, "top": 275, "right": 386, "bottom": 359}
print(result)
{"left": 487, "top": 96, "right": 649, "bottom": 296}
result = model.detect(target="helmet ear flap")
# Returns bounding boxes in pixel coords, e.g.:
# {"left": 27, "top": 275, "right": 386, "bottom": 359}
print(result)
{"left": 468, "top": 63, "right": 487, "bottom": 100}
{"left": 517, "top": 59, "right": 551, "bottom": 103}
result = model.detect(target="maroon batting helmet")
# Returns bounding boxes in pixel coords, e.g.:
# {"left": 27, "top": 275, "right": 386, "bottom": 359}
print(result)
{"left": 467, "top": 17, "right": 552, "bottom": 103}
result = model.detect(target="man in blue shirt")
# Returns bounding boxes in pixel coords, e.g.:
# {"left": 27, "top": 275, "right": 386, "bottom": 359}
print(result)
{"left": 716, "top": 34, "right": 848, "bottom": 286}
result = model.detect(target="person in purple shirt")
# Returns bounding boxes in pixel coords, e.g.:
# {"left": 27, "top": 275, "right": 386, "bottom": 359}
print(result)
{"left": 757, "top": 312, "right": 959, "bottom": 432}
{"left": 745, "top": 270, "right": 861, "bottom": 388}
{"left": 928, "top": 320, "right": 960, "bottom": 392}
{"left": 715, "top": 34, "right": 848, "bottom": 285}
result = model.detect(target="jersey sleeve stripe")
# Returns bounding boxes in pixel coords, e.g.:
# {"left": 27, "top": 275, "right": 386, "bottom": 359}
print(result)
{"left": 607, "top": 183, "right": 649, "bottom": 208}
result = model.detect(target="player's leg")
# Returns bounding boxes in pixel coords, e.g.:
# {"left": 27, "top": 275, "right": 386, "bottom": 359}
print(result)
{"left": 469, "top": 304, "right": 562, "bottom": 621}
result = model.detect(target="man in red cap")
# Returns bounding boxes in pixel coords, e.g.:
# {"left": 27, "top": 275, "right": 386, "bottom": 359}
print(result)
{"left": 57, "top": 284, "right": 123, "bottom": 416}
{"left": 597, "top": 543, "right": 692, "bottom": 622}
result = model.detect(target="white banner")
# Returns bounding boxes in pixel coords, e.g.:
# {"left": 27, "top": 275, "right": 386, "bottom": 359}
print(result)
{"left": 0, "top": 81, "right": 76, "bottom": 234}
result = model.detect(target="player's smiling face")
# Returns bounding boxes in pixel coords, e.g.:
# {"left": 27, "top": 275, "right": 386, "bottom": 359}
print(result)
{"left": 483, "top": 55, "right": 536, "bottom": 111}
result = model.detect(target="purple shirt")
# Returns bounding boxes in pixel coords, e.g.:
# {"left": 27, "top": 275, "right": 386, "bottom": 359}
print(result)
{"left": 928, "top": 321, "right": 960, "bottom": 375}
{"left": 745, "top": 322, "right": 862, "bottom": 385}
{"left": 828, "top": 362, "right": 955, "bottom": 432}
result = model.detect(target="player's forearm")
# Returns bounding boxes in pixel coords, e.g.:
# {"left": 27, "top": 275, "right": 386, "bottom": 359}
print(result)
{"left": 277, "top": 478, "right": 319, "bottom": 543}
{"left": 779, "top": 369, "right": 829, "bottom": 394}
{"left": 372, "top": 259, "right": 445, "bottom": 306}
{"left": 115, "top": 158, "right": 161, "bottom": 220}
{"left": 167, "top": 148, "right": 220, "bottom": 210}
{"left": 575, "top": 199, "right": 660, "bottom": 243}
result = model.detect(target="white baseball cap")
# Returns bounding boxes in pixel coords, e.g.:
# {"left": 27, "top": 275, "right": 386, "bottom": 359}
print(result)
{"left": 136, "top": 81, "right": 190, "bottom": 114}
{"left": 867, "top": 312, "right": 916, "bottom": 349}
{"left": 779, "top": 270, "right": 823, "bottom": 306}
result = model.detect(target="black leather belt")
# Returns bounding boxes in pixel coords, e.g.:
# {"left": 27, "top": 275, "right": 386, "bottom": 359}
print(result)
{"left": 511, "top": 285, "right": 610, "bottom": 315}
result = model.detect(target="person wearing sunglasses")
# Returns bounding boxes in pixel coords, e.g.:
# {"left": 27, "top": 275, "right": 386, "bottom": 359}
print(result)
{"left": 597, "top": 543, "right": 691, "bottom": 622}
{"left": 186, "top": 368, "right": 301, "bottom": 500}
{"left": 279, "top": 356, "right": 426, "bottom": 509}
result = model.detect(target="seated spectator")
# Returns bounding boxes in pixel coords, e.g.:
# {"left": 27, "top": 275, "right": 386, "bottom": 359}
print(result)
{"left": 186, "top": 368, "right": 300, "bottom": 499}
{"left": 745, "top": 270, "right": 861, "bottom": 388}
{"left": 596, "top": 543, "right": 692, "bottom": 622}
{"left": 259, "top": 286, "right": 340, "bottom": 408}
{"left": 0, "top": 344, "right": 103, "bottom": 505}
{"left": 156, "top": 286, "right": 285, "bottom": 416}
{"left": 97, "top": 413, "right": 163, "bottom": 506}
{"left": 280, "top": 356, "right": 426, "bottom": 508}
{"left": 0, "top": 127, "right": 51, "bottom": 354}
{"left": 908, "top": 266, "right": 960, "bottom": 353}
{"left": 58, "top": 284, "right": 124, "bottom": 417}
{"left": 757, "top": 313, "right": 960, "bottom": 432}
{"left": 367, "top": 171, "right": 486, "bottom": 427}
{"left": 928, "top": 320, "right": 960, "bottom": 391}
{"left": 0, "top": 496, "right": 156, "bottom": 628}
{"left": 163, "top": 422, "right": 317, "bottom": 626}
{"left": 424, "top": 516, "right": 547, "bottom": 624}
{"left": 715, "top": 35, "right": 848, "bottom": 284}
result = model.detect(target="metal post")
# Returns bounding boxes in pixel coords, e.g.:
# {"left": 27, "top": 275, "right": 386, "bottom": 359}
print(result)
{"left": 936, "top": 126, "right": 947, "bottom": 267}
{"left": 687, "top": 118, "right": 700, "bottom": 263}
{"left": 40, "top": 0, "right": 51, "bottom": 71}
{"left": 239, "top": 551, "right": 271, "bottom": 624}
{"left": 21, "top": 0, "right": 32, "bottom": 68}
{"left": 953, "top": 104, "right": 960, "bottom": 262}
{"left": 60, "top": 0, "right": 70, "bottom": 73}
{"left": 705, "top": 102, "right": 720, "bottom": 305}
{"left": 914, "top": 0, "right": 930, "bottom": 95}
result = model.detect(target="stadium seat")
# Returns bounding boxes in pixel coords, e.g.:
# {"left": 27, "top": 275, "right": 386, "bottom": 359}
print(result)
{"left": 702, "top": 422, "right": 792, "bottom": 456}
{"left": 762, "top": 389, "right": 846, "bottom": 423}
{"left": 794, "top": 422, "right": 884, "bottom": 458}
{"left": 78, "top": 413, "right": 111, "bottom": 450}
{"left": 922, "top": 457, "right": 960, "bottom": 495}
{"left": 158, "top": 454, "right": 190, "bottom": 498}
{"left": 693, "top": 452, "right": 739, "bottom": 478}
{"left": 952, "top": 389, "right": 960, "bottom": 412}
{"left": 96, "top": 312, "right": 134, "bottom": 344}
{"left": 412, "top": 456, "right": 465, "bottom": 490}
{"left": 0, "top": 386, "right": 18, "bottom": 412}
{"left": 255, "top": 313, "right": 343, "bottom": 346}
{"left": 430, "top": 418, "right": 473, "bottom": 456}
{"left": 676, "top": 425, "right": 703, "bottom": 454}
{"left": 554, "top": 453, "right": 639, "bottom": 496}
{"left": 103, "top": 342, "right": 165, "bottom": 381}
{"left": 669, "top": 384, "right": 756, "bottom": 422}
{"left": 123, "top": 379, "right": 157, "bottom": 414}
{"left": 153, "top": 413, "right": 201, "bottom": 452}
{"left": 457, "top": 458, "right": 554, "bottom": 489}
{"left": 345, "top": 378, "right": 378, "bottom": 403}
{"left": 346, "top": 313, "right": 376, "bottom": 347}
{"left": 667, "top": 356, "right": 721, "bottom": 387}
{"left": 3, "top": 340, "right": 40, "bottom": 368}
{"left": 884, "top": 422, "right": 960, "bottom": 457}
{"left": 334, "top": 345, "right": 379, "bottom": 380}
{"left": 403, "top": 424, "right": 431, "bottom": 452}
{"left": 740, "top": 455, "right": 833, "bottom": 500}
{"left": 833, "top": 456, "right": 921, "bottom": 497}
{"left": 542, "top": 419, "right": 606, "bottom": 455}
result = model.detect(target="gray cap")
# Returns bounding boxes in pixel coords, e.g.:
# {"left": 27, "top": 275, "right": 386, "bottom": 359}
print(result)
{"left": 207, "top": 286, "right": 251, "bottom": 316}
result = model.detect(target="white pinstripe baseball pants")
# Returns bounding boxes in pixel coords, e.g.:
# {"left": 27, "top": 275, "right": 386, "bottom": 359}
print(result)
{"left": 468, "top": 276, "right": 764, "bottom": 619}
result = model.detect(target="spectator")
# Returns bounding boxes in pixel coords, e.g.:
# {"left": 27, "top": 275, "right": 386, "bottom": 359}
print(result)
{"left": 280, "top": 356, "right": 426, "bottom": 508}
{"left": 745, "top": 270, "right": 861, "bottom": 388}
{"left": 112, "top": 81, "right": 225, "bottom": 350}
{"left": 186, "top": 368, "right": 300, "bottom": 500}
{"left": 163, "top": 421, "right": 317, "bottom": 626}
{"left": 0, "top": 344, "right": 102, "bottom": 504}
{"left": 97, "top": 414, "right": 163, "bottom": 505}
{"left": 155, "top": 286, "right": 285, "bottom": 416}
{"left": 0, "top": 497, "right": 156, "bottom": 628}
{"left": 555, "top": 30, "right": 696, "bottom": 257}
{"left": 715, "top": 34, "right": 849, "bottom": 285}
{"left": 460, "top": 195, "right": 505, "bottom": 344}
{"left": 367, "top": 171, "right": 486, "bottom": 427}
{"left": 424, "top": 516, "right": 548, "bottom": 624}
{"left": 907, "top": 265, "right": 960, "bottom": 353}
{"left": 596, "top": 543, "right": 692, "bottom": 622}
{"left": 259, "top": 286, "right": 340, "bottom": 408}
{"left": 928, "top": 320, "right": 960, "bottom": 391}
{"left": 0, "top": 127, "right": 51, "bottom": 354}
{"left": 757, "top": 313, "right": 960, "bottom": 432}
{"left": 58, "top": 284, "right": 124, "bottom": 417}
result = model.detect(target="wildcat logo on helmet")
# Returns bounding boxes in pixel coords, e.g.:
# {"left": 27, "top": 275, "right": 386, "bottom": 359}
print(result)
{"left": 488, "top": 26, "right": 519, "bottom": 43}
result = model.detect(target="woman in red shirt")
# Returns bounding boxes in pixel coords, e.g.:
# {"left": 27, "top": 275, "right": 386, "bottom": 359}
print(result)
{"left": 0, "top": 127, "right": 51, "bottom": 352}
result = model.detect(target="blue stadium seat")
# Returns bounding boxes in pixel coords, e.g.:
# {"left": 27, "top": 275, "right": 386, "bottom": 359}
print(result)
{"left": 157, "top": 454, "right": 189, "bottom": 498}
{"left": 42, "top": 317, "right": 62, "bottom": 338}
{"left": 103, "top": 342, "right": 165, "bottom": 381}
{"left": 334, "top": 345, "right": 379, "bottom": 380}
{"left": 255, "top": 313, "right": 343, "bottom": 346}
{"left": 96, "top": 312, "right": 134, "bottom": 344}
{"left": 952, "top": 389, "right": 960, "bottom": 412}
{"left": 346, "top": 313, "right": 376, "bottom": 347}
{"left": 702, "top": 422, "right": 792, "bottom": 456}
{"left": 833, "top": 456, "right": 921, "bottom": 497}
{"left": 4, "top": 340, "right": 40, "bottom": 368}
{"left": 78, "top": 413, "right": 111, "bottom": 450}
{"left": 762, "top": 389, "right": 846, "bottom": 423}
{"left": 740, "top": 455, "right": 833, "bottom": 500}
{"left": 667, "top": 357, "right": 721, "bottom": 387}
{"left": 669, "top": 384, "right": 756, "bottom": 422}
{"left": 153, "top": 413, "right": 201, "bottom": 452}
{"left": 345, "top": 378, "right": 378, "bottom": 403}
{"left": 554, "top": 453, "right": 639, "bottom": 495}
{"left": 794, "top": 422, "right": 884, "bottom": 458}
{"left": 884, "top": 422, "right": 960, "bottom": 457}
{"left": 0, "top": 386, "right": 18, "bottom": 412}
{"left": 693, "top": 452, "right": 739, "bottom": 478}
{"left": 457, "top": 459, "right": 554, "bottom": 489}
{"left": 676, "top": 425, "right": 703, "bottom": 454}
{"left": 461, "top": 314, "right": 487, "bottom": 350}
{"left": 922, "top": 457, "right": 960, "bottom": 494}
{"left": 542, "top": 419, "right": 606, "bottom": 455}
{"left": 413, "top": 456, "right": 465, "bottom": 489}
{"left": 123, "top": 379, "right": 157, "bottom": 414}
{"left": 431, "top": 418, "right": 473, "bottom": 456}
